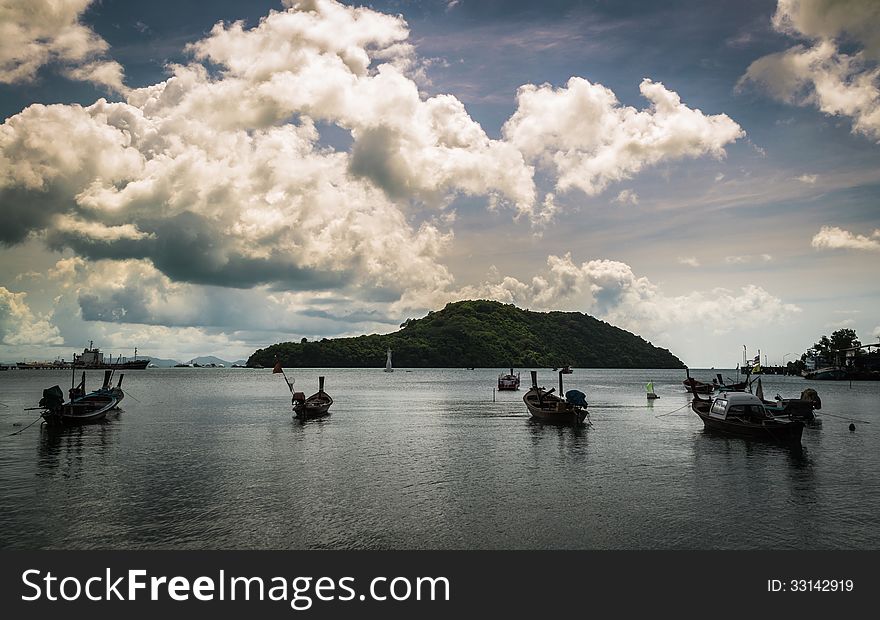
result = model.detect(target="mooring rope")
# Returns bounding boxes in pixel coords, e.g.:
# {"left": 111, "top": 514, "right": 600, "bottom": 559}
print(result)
{"left": 7, "top": 414, "right": 44, "bottom": 436}
{"left": 815, "top": 411, "right": 871, "bottom": 424}
{"left": 655, "top": 402, "right": 692, "bottom": 417}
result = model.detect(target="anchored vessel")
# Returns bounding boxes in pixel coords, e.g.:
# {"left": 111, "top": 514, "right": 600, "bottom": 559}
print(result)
{"left": 498, "top": 368, "right": 521, "bottom": 391}
{"left": 523, "top": 370, "right": 590, "bottom": 425}
{"left": 76, "top": 342, "right": 149, "bottom": 370}
{"left": 691, "top": 390, "right": 803, "bottom": 443}
{"left": 38, "top": 369, "right": 124, "bottom": 426}
{"left": 292, "top": 376, "right": 333, "bottom": 419}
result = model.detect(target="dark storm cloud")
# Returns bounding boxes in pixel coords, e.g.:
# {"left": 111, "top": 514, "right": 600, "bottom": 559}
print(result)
{"left": 300, "top": 308, "right": 400, "bottom": 324}
{"left": 0, "top": 187, "right": 69, "bottom": 245}
{"left": 47, "top": 211, "right": 354, "bottom": 291}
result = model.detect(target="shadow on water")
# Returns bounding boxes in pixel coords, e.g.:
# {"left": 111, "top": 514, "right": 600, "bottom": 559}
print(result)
{"left": 694, "top": 428, "right": 811, "bottom": 461}
{"left": 36, "top": 417, "right": 120, "bottom": 478}
{"left": 525, "top": 418, "right": 590, "bottom": 459}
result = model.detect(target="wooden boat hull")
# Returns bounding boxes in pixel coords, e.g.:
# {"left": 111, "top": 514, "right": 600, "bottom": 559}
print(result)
{"left": 802, "top": 367, "right": 847, "bottom": 380}
{"left": 523, "top": 389, "right": 587, "bottom": 424}
{"left": 293, "top": 394, "right": 333, "bottom": 419}
{"left": 763, "top": 399, "right": 816, "bottom": 422}
{"left": 691, "top": 404, "right": 803, "bottom": 443}
{"left": 42, "top": 394, "right": 118, "bottom": 426}
{"left": 684, "top": 380, "right": 713, "bottom": 394}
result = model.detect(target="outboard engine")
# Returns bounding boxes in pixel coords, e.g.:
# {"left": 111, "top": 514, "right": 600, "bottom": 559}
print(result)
{"left": 801, "top": 388, "right": 821, "bottom": 410}
{"left": 39, "top": 385, "right": 65, "bottom": 410}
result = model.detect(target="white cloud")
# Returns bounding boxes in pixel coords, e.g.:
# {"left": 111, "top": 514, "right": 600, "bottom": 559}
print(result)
{"left": 725, "top": 254, "right": 773, "bottom": 264}
{"left": 503, "top": 77, "right": 744, "bottom": 197}
{"left": 740, "top": 1, "right": 880, "bottom": 140}
{"left": 613, "top": 189, "right": 639, "bottom": 205}
{"left": 0, "top": 0, "right": 125, "bottom": 92}
{"left": 796, "top": 173, "right": 817, "bottom": 183}
{"left": 811, "top": 226, "right": 880, "bottom": 251}
{"left": 0, "top": 0, "right": 751, "bottom": 352}
{"left": 825, "top": 318, "right": 856, "bottom": 329}
{"left": 771, "top": 0, "right": 880, "bottom": 55}
{"left": 0, "top": 286, "right": 63, "bottom": 345}
{"left": 408, "top": 254, "right": 799, "bottom": 341}
{"left": 873, "top": 326, "right": 880, "bottom": 339}
{"left": 678, "top": 256, "right": 700, "bottom": 267}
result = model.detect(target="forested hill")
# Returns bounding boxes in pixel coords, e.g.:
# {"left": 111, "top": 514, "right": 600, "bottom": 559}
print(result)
{"left": 248, "top": 300, "right": 684, "bottom": 369}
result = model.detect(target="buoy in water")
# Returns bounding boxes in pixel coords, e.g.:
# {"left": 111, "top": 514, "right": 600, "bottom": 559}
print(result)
{"left": 849, "top": 423, "right": 856, "bottom": 432}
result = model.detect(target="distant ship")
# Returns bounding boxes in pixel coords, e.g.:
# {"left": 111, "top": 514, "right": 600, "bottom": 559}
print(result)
{"left": 75, "top": 342, "right": 150, "bottom": 370}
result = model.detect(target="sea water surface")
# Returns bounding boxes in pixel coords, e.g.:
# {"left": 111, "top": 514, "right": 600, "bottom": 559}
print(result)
{"left": 1, "top": 367, "right": 877, "bottom": 550}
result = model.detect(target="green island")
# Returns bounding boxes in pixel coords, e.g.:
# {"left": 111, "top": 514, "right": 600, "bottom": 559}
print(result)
{"left": 248, "top": 300, "right": 685, "bottom": 369}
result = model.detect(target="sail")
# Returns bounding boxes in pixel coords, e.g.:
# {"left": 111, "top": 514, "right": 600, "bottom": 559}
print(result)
{"left": 756, "top": 377, "right": 764, "bottom": 401}
{"left": 646, "top": 381, "right": 654, "bottom": 393}
{"left": 384, "top": 348, "right": 393, "bottom": 372}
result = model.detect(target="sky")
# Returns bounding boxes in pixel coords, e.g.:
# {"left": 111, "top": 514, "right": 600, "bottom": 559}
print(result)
{"left": 0, "top": 0, "right": 878, "bottom": 367}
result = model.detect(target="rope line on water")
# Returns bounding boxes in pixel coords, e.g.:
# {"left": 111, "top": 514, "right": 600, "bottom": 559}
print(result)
{"left": 7, "top": 414, "right": 43, "bottom": 436}
{"left": 816, "top": 411, "right": 871, "bottom": 424}
{"left": 655, "top": 402, "right": 692, "bottom": 418}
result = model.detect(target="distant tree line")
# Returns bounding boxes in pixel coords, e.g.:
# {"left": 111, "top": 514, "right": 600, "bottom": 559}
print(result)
{"left": 788, "top": 328, "right": 879, "bottom": 373}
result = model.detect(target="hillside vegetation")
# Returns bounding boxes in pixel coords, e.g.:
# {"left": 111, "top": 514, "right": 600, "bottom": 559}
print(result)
{"left": 248, "top": 300, "right": 684, "bottom": 369}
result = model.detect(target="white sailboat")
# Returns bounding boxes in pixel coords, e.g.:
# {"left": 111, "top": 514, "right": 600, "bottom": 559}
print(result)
{"left": 646, "top": 381, "right": 659, "bottom": 399}
{"left": 384, "top": 347, "right": 393, "bottom": 373}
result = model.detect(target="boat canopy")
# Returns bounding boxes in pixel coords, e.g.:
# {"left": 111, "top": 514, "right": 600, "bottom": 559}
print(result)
{"left": 565, "top": 390, "right": 588, "bottom": 407}
{"left": 711, "top": 392, "right": 769, "bottom": 418}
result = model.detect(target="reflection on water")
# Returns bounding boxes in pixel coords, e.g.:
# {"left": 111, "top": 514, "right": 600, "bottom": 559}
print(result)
{"left": 1, "top": 368, "right": 878, "bottom": 549}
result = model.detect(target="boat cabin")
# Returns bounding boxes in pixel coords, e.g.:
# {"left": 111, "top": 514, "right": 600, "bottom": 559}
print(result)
{"left": 708, "top": 392, "right": 771, "bottom": 421}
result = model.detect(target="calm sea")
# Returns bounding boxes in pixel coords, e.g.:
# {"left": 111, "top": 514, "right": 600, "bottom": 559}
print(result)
{"left": 1, "top": 367, "right": 877, "bottom": 550}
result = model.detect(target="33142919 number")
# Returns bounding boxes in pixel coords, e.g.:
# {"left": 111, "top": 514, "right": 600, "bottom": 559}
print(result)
{"left": 768, "top": 579, "right": 854, "bottom": 592}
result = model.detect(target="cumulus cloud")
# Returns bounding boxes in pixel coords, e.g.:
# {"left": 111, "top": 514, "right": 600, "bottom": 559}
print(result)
{"left": 811, "top": 225, "right": 880, "bottom": 251}
{"left": 426, "top": 254, "right": 799, "bottom": 338}
{"left": 678, "top": 256, "right": 700, "bottom": 267}
{"left": 0, "top": 0, "right": 752, "bottom": 352}
{"left": 0, "top": 0, "right": 125, "bottom": 92}
{"left": 1, "top": 255, "right": 407, "bottom": 360}
{"left": 796, "top": 173, "right": 817, "bottom": 183}
{"left": 0, "top": 286, "right": 63, "bottom": 345}
{"left": 0, "top": 0, "right": 745, "bottom": 299}
{"left": 613, "top": 189, "right": 639, "bottom": 205}
{"left": 740, "top": 0, "right": 880, "bottom": 140}
{"left": 503, "top": 77, "right": 744, "bottom": 196}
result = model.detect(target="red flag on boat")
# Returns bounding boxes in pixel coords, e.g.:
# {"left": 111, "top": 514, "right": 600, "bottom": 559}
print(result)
{"left": 272, "top": 361, "right": 283, "bottom": 373}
